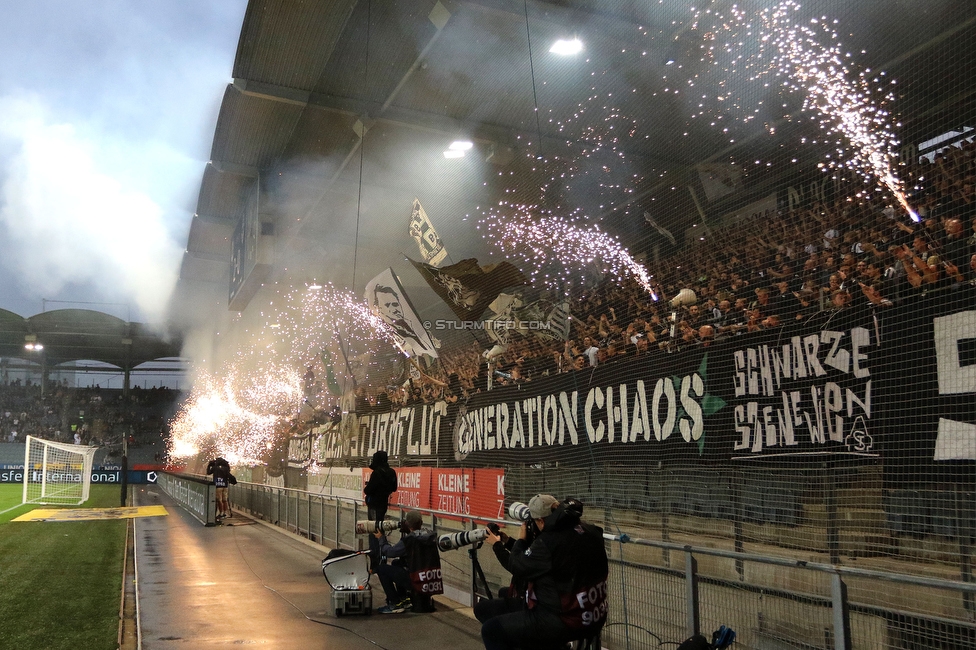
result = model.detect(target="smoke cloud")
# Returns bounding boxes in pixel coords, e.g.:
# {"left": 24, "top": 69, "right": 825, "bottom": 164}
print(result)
{"left": 0, "top": 93, "right": 183, "bottom": 322}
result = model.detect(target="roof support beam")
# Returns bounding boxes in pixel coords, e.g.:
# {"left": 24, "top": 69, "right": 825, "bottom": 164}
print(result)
{"left": 210, "top": 160, "right": 260, "bottom": 177}
{"left": 232, "top": 78, "right": 310, "bottom": 107}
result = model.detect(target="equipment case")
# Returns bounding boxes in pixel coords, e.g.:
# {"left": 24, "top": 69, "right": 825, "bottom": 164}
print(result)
{"left": 322, "top": 549, "right": 373, "bottom": 616}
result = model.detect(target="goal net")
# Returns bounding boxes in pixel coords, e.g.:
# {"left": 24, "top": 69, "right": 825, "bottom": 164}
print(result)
{"left": 23, "top": 436, "right": 99, "bottom": 506}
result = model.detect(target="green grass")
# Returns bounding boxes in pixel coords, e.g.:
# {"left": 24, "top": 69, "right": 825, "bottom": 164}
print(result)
{"left": 0, "top": 484, "right": 127, "bottom": 650}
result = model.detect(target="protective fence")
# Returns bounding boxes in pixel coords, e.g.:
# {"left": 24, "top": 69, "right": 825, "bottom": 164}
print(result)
{"left": 187, "top": 0, "right": 976, "bottom": 647}
{"left": 277, "top": 268, "right": 976, "bottom": 649}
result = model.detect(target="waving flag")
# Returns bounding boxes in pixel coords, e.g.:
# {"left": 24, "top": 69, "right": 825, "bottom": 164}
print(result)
{"left": 364, "top": 268, "right": 438, "bottom": 359}
{"left": 643, "top": 211, "right": 677, "bottom": 246}
{"left": 408, "top": 198, "right": 449, "bottom": 266}
{"left": 410, "top": 257, "right": 527, "bottom": 321}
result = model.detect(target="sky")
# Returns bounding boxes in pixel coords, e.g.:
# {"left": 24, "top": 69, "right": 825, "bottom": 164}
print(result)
{"left": 0, "top": 0, "right": 248, "bottom": 324}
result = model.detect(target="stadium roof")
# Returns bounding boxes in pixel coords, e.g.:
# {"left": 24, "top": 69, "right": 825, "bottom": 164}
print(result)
{"left": 0, "top": 308, "right": 183, "bottom": 369}
{"left": 174, "top": 0, "right": 976, "bottom": 328}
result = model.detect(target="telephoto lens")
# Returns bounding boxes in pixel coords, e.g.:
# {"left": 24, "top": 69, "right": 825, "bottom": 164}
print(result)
{"left": 354, "top": 519, "right": 400, "bottom": 535}
{"left": 437, "top": 528, "right": 490, "bottom": 551}
{"left": 508, "top": 502, "right": 532, "bottom": 522}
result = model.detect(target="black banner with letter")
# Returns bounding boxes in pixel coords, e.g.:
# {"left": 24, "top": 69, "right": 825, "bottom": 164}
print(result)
{"left": 315, "top": 286, "right": 975, "bottom": 487}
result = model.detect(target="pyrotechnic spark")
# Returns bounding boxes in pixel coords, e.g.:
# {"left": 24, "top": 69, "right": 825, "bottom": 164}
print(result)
{"left": 762, "top": 2, "right": 915, "bottom": 219}
{"left": 480, "top": 205, "right": 656, "bottom": 298}
{"left": 168, "top": 366, "right": 302, "bottom": 465}
{"left": 168, "top": 283, "right": 406, "bottom": 465}
{"left": 275, "top": 283, "right": 399, "bottom": 369}
{"left": 682, "top": 1, "right": 915, "bottom": 219}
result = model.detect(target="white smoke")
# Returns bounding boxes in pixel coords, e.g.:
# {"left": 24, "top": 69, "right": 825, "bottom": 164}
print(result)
{"left": 0, "top": 93, "right": 183, "bottom": 322}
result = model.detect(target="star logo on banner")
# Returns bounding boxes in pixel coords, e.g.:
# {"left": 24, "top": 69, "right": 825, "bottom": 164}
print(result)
{"left": 669, "top": 353, "right": 727, "bottom": 455}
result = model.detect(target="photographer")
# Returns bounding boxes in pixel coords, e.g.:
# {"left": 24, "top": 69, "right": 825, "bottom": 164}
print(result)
{"left": 205, "top": 456, "right": 236, "bottom": 521}
{"left": 371, "top": 510, "right": 442, "bottom": 614}
{"left": 474, "top": 522, "right": 533, "bottom": 624}
{"left": 480, "top": 495, "right": 609, "bottom": 650}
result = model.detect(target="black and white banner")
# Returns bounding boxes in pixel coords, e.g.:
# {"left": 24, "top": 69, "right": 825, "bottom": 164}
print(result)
{"left": 308, "top": 287, "right": 975, "bottom": 484}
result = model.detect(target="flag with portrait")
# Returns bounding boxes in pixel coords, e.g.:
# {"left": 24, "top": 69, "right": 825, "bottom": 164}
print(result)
{"left": 364, "top": 268, "right": 438, "bottom": 359}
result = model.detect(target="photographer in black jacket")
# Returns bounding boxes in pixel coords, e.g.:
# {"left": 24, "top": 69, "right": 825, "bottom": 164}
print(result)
{"left": 480, "top": 494, "right": 609, "bottom": 650}
{"left": 474, "top": 522, "right": 531, "bottom": 623}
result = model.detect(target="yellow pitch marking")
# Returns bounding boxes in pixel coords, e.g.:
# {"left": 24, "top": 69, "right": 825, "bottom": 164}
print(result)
{"left": 13, "top": 505, "right": 168, "bottom": 522}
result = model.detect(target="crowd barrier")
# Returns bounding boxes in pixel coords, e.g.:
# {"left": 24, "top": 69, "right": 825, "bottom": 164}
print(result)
{"left": 157, "top": 472, "right": 216, "bottom": 526}
{"left": 229, "top": 480, "right": 976, "bottom": 650}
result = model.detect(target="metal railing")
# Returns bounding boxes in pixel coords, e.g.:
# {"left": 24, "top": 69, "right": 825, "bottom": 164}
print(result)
{"left": 228, "top": 480, "right": 976, "bottom": 650}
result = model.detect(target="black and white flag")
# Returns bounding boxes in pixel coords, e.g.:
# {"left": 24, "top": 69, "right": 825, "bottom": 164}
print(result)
{"left": 364, "top": 268, "right": 438, "bottom": 359}
{"left": 410, "top": 257, "right": 528, "bottom": 322}
{"left": 408, "top": 198, "right": 449, "bottom": 267}
{"left": 697, "top": 163, "right": 742, "bottom": 202}
{"left": 643, "top": 211, "right": 677, "bottom": 246}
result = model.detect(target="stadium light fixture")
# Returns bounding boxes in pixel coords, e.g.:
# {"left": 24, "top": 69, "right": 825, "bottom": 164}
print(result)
{"left": 448, "top": 140, "right": 473, "bottom": 151}
{"left": 549, "top": 38, "right": 583, "bottom": 55}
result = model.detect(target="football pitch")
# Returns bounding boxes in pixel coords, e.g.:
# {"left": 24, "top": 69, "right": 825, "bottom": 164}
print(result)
{"left": 0, "top": 484, "right": 128, "bottom": 650}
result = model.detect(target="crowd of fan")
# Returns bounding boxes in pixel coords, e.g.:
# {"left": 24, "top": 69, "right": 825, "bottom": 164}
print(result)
{"left": 0, "top": 380, "right": 178, "bottom": 447}
{"left": 352, "top": 143, "right": 976, "bottom": 409}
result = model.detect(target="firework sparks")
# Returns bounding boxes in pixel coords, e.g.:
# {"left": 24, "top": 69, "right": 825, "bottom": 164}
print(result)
{"left": 684, "top": 1, "right": 916, "bottom": 220}
{"left": 168, "top": 365, "right": 302, "bottom": 465}
{"left": 480, "top": 205, "right": 656, "bottom": 298}
{"left": 168, "top": 283, "right": 406, "bottom": 465}
{"left": 762, "top": 1, "right": 915, "bottom": 219}
{"left": 275, "top": 283, "right": 399, "bottom": 369}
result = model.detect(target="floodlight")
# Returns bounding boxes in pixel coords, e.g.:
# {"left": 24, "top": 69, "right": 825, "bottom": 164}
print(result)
{"left": 550, "top": 38, "right": 583, "bottom": 55}
{"left": 443, "top": 150, "right": 465, "bottom": 159}
{"left": 448, "top": 140, "right": 473, "bottom": 151}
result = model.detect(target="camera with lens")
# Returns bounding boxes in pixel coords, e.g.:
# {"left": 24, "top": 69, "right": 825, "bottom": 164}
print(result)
{"left": 354, "top": 519, "right": 400, "bottom": 535}
{"left": 508, "top": 502, "right": 532, "bottom": 522}
{"left": 438, "top": 528, "right": 490, "bottom": 551}
{"left": 562, "top": 497, "right": 584, "bottom": 517}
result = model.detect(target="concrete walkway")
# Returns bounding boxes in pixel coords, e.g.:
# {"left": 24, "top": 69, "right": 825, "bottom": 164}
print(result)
{"left": 133, "top": 485, "right": 485, "bottom": 649}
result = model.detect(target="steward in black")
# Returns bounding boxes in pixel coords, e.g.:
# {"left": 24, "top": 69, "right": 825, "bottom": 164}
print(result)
{"left": 481, "top": 503, "right": 609, "bottom": 649}
{"left": 363, "top": 450, "right": 398, "bottom": 524}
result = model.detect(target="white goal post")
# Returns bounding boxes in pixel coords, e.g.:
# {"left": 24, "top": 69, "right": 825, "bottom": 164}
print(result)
{"left": 23, "top": 435, "right": 99, "bottom": 506}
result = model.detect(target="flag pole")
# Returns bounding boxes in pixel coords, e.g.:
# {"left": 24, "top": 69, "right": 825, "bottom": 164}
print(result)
{"left": 333, "top": 327, "right": 357, "bottom": 391}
